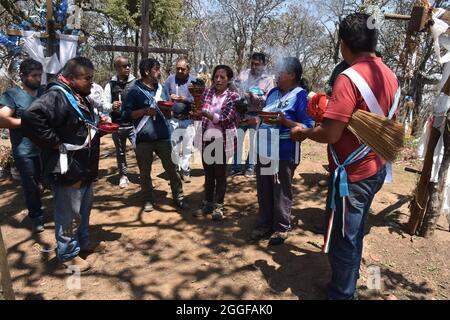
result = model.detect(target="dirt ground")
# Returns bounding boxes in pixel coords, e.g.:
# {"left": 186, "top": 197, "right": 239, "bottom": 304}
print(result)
{"left": 0, "top": 135, "right": 449, "bottom": 300}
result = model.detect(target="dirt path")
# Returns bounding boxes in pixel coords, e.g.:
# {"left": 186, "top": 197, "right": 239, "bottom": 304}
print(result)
{"left": 1, "top": 136, "right": 449, "bottom": 300}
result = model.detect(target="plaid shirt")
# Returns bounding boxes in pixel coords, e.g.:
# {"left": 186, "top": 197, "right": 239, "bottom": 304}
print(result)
{"left": 201, "top": 87, "right": 240, "bottom": 157}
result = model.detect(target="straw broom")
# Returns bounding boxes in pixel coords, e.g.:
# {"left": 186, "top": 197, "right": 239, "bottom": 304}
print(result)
{"left": 347, "top": 109, "right": 405, "bottom": 162}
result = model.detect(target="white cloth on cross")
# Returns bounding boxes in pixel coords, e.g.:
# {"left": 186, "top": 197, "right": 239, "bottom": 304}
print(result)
{"left": 56, "top": 31, "right": 79, "bottom": 67}
{"left": 22, "top": 31, "right": 61, "bottom": 85}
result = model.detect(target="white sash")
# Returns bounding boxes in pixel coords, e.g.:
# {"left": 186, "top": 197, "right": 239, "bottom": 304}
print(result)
{"left": 341, "top": 67, "right": 398, "bottom": 183}
{"left": 132, "top": 84, "right": 163, "bottom": 147}
{"left": 60, "top": 127, "right": 98, "bottom": 174}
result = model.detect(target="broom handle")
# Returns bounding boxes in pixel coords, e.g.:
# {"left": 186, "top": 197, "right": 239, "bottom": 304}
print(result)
{"left": 384, "top": 13, "right": 411, "bottom": 21}
{"left": 0, "top": 225, "right": 15, "bottom": 300}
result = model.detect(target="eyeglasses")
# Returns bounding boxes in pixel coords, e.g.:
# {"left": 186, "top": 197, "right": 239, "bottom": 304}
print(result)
{"left": 119, "top": 64, "right": 131, "bottom": 69}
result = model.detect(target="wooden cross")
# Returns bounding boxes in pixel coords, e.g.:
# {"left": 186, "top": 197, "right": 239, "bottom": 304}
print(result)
{"left": 94, "top": 0, "right": 188, "bottom": 69}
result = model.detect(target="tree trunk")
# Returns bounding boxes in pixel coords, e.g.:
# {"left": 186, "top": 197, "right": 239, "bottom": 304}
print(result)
{"left": 0, "top": 226, "right": 15, "bottom": 300}
{"left": 134, "top": 29, "right": 139, "bottom": 76}
{"left": 420, "top": 112, "right": 450, "bottom": 237}
{"left": 407, "top": 126, "right": 442, "bottom": 235}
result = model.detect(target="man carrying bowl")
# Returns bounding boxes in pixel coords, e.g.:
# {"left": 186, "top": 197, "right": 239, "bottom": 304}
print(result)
{"left": 22, "top": 57, "right": 105, "bottom": 272}
{"left": 122, "top": 58, "right": 186, "bottom": 213}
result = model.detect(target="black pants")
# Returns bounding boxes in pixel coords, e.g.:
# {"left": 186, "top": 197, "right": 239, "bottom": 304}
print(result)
{"left": 112, "top": 126, "right": 135, "bottom": 176}
{"left": 202, "top": 141, "right": 227, "bottom": 204}
{"left": 255, "top": 159, "right": 298, "bottom": 232}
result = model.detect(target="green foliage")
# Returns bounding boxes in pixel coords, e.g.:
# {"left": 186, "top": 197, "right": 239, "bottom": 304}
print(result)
{"left": 105, "top": 0, "right": 140, "bottom": 29}
{"left": 105, "top": 0, "right": 185, "bottom": 39}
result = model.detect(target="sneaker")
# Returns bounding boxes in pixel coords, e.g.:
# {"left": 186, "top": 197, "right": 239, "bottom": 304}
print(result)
{"left": 144, "top": 201, "right": 154, "bottom": 212}
{"left": 193, "top": 201, "right": 214, "bottom": 217}
{"left": 31, "top": 219, "right": 45, "bottom": 234}
{"left": 61, "top": 256, "right": 91, "bottom": 272}
{"left": 119, "top": 175, "right": 129, "bottom": 189}
{"left": 80, "top": 241, "right": 107, "bottom": 254}
{"left": 244, "top": 169, "right": 255, "bottom": 177}
{"left": 250, "top": 226, "right": 272, "bottom": 241}
{"left": 268, "top": 231, "right": 289, "bottom": 246}
{"left": 212, "top": 204, "right": 224, "bottom": 221}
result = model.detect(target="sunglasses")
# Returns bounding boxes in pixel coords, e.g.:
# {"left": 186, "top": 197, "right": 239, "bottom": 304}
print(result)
{"left": 119, "top": 63, "right": 131, "bottom": 69}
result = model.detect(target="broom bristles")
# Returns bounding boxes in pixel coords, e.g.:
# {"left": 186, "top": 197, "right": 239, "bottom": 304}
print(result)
{"left": 348, "top": 109, "right": 405, "bottom": 162}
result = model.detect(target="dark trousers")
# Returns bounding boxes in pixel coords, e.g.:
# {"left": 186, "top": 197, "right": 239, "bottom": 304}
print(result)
{"left": 15, "top": 156, "right": 43, "bottom": 222}
{"left": 255, "top": 159, "right": 297, "bottom": 232}
{"left": 112, "top": 126, "right": 135, "bottom": 176}
{"left": 327, "top": 166, "right": 386, "bottom": 300}
{"left": 135, "top": 140, "right": 183, "bottom": 202}
{"left": 202, "top": 141, "right": 227, "bottom": 204}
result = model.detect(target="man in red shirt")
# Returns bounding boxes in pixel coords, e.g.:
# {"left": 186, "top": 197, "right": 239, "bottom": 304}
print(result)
{"left": 291, "top": 13, "right": 398, "bottom": 299}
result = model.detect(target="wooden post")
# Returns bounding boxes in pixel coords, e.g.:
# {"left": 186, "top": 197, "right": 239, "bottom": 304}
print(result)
{"left": 46, "top": 0, "right": 56, "bottom": 56}
{"left": 141, "top": 0, "right": 150, "bottom": 59}
{"left": 407, "top": 126, "right": 442, "bottom": 235}
{"left": 420, "top": 111, "right": 450, "bottom": 237}
{"left": 0, "top": 226, "right": 15, "bottom": 300}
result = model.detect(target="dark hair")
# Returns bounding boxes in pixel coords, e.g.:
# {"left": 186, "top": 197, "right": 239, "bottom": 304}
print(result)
{"left": 299, "top": 78, "right": 310, "bottom": 93}
{"left": 280, "top": 57, "right": 303, "bottom": 83}
{"left": 61, "top": 57, "right": 94, "bottom": 78}
{"left": 19, "top": 58, "right": 43, "bottom": 76}
{"left": 338, "top": 13, "right": 378, "bottom": 54}
{"left": 139, "top": 58, "right": 160, "bottom": 78}
{"left": 250, "top": 52, "right": 266, "bottom": 64}
{"left": 212, "top": 65, "right": 234, "bottom": 82}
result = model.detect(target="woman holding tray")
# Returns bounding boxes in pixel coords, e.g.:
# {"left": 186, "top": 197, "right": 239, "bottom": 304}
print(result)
{"left": 251, "top": 57, "right": 313, "bottom": 245}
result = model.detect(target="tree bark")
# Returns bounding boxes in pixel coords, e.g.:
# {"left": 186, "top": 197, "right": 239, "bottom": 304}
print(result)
{"left": 420, "top": 112, "right": 450, "bottom": 237}
{"left": 0, "top": 226, "right": 15, "bottom": 300}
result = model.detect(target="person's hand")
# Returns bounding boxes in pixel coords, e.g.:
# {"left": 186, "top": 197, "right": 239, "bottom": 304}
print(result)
{"left": 170, "top": 94, "right": 186, "bottom": 102}
{"left": 112, "top": 101, "right": 122, "bottom": 111}
{"left": 201, "top": 109, "right": 213, "bottom": 120}
{"left": 265, "top": 112, "right": 287, "bottom": 126}
{"left": 290, "top": 125, "right": 307, "bottom": 142}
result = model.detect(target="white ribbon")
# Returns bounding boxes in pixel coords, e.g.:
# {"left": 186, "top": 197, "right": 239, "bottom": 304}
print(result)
{"left": 60, "top": 127, "right": 98, "bottom": 174}
{"left": 132, "top": 84, "right": 163, "bottom": 147}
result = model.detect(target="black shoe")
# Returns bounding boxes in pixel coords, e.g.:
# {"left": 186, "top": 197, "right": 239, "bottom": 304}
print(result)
{"left": 268, "top": 231, "right": 288, "bottom": 246}
{"left": 31, "top": 219, "right": 45, "bottom": 233}
{"left": 174, "top": 199, "right": 189, "bottom": 210}
{"left": 250, "top": 226, "right": 272, "bottom": 241}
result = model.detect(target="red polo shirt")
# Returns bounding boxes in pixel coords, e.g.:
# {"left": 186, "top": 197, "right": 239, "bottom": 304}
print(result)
{"left": 324, "top": 56, "right": 398, "bottom": 182}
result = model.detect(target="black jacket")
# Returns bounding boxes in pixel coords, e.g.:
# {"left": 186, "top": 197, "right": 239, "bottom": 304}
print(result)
{"left": 22, "top": 81, "right": 100, "bottom": 186}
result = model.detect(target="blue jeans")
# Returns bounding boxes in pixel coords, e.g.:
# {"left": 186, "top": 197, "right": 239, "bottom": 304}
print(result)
{"left": 52, "top": 182, "right": 93, "bottom": 262}
{"left": 14, "top": 156, "right": 43, "bottom": 222}
{"left": 233, "top": 116, "right": 257, "bottom": 172}
{"left": 327, "top": 166, "right": 386, "bottom": 300}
